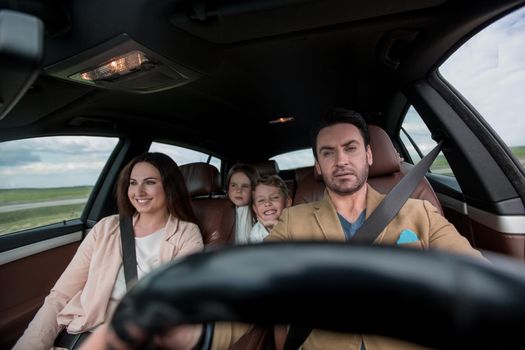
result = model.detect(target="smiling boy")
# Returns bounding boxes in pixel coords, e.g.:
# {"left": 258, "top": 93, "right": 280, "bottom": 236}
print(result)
{"left": 249, "top": 175, "right": 292, "bottom": 243}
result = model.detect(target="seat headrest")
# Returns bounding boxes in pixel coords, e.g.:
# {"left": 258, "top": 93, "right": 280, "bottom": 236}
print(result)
{"left": 368, "top": 125, "right": 400, "bottom": 177}
{"left": 179, "top": 162, "right": 221, "bottom": 197}
{"left": 252, "top": 160, "right": 280, "bottom": 177}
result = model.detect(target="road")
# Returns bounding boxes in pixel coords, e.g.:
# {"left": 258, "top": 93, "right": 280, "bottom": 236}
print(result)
{"left": 0, "top": 198, "right": 88, "bottom": 213}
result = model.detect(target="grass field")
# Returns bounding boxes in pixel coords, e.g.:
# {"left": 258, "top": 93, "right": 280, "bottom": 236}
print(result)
{"left": 0, "top": 186, "right": 92, "bottom": 235}
{"left": 0, "top": 186, "right": 92, "bottom": 205}
{"left": 0, "top": 203, "right": 85, "bottom": 235}
{"left": 512, "top": 146, "right": 525, "bottom": 159}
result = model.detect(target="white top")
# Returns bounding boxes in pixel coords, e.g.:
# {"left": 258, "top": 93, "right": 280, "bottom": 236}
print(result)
{"left": 110, "top": 228, "right": 165, "bottom": 302}
{"left": 234, "top": 205, "right": 254, "bottom": 244}
{"left": 249, "top": 221, "right": 269, "bottom": 243}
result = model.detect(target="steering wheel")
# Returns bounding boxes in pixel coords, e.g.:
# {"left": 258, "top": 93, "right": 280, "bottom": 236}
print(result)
{"left": 111, "top": 242, "right": 525, "bottom": 349}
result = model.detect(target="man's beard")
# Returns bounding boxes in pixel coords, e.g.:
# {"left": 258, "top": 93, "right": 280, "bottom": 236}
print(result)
{"left": 324, "top": 166, "right": 368, "bottom": 196}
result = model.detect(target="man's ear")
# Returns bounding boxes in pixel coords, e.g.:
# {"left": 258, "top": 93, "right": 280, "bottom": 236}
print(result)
{"left": 314, "top": 160, "right": 322, "bottom": 178}
{"left": 366, "top": 144, "right": 373, "bottom": 167}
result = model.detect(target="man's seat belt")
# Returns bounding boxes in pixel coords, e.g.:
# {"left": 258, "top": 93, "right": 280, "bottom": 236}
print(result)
{"left": 284, "top": 141, "right": 443, "bottom": 350}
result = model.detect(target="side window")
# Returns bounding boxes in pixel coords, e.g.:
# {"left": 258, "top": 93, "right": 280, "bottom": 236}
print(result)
{"left": 0, "top": 136, "right": 119, "bottom": 236}
{"left": 439, "top": 6, "right": 525, "bottom": 166}
{"left": 149, "top": 142, "right": 221, "bottom": 171}
{"left": 271, "top": 149, "right": 314, "bottom": 171}
{"left": 400, "top": 106, "right": 454, "bottom": 177}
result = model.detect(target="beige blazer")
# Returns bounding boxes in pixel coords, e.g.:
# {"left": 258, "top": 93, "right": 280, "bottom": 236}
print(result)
{"left": 268, "top": 185, "right": 482, "bottom": 257}
{"left": 14, "top": 214, "right": 203, "bottom": 350}
{"left": 212, "top": 185, "right": 483, "bottom": 350}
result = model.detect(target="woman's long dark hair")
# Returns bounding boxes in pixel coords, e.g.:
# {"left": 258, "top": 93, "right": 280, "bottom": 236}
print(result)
{"left": 115, "top": 152, "right": 197, "bottom": 224}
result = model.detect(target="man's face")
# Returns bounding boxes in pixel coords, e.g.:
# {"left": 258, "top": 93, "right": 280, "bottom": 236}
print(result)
{"left": 315, "top": 123, "right": 373, "bottom": 196}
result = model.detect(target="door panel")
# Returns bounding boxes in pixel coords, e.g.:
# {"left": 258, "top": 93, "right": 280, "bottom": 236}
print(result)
{"left": 0, "top": 241, "right": 79, "bottom": 349}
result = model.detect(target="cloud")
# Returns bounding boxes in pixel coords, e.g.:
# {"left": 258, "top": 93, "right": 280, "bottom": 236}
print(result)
{"left": 271, "top": 149, "right": 314, "bottom": 170}
{"left": 0, "top": 136, "right": 118, "bottom": 188}
{"left": 0, "top": 149, "right": 40, "bottom": 166}
{"left": 0, "top": 161, "right": 108, "bottom": 176}
{"left": 440, "top": 6, "right": 525, "bottom": 147}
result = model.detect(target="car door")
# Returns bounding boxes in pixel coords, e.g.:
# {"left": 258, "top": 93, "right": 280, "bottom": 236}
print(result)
{"left": 396, "top": 7, "right": 525, "bottom": 261}
{"left": 0, "top": 135, "right": 126, "bottom": 348}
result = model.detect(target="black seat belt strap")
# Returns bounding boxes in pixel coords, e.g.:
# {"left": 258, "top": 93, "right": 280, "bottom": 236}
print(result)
{"left": 284, "top": 141, "right": 443, "bottom": 350}
{"left": 351, "top": 140, "right": 443, "bottom": 244}
{"left": 119, "top": 216, "right": 138, "bottom": 289}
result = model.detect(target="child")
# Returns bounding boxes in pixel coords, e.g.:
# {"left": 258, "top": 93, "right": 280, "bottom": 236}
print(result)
{"left": 249, "top": 175, "right": 292, "bottom": 243}
{"left": 226, "top": 163, "right": 259, "bottom": 244}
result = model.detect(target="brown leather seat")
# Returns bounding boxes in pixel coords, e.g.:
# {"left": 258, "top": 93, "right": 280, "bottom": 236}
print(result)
{"left": 252, "top": 159, "right": 296, "bottom": 197}
{"left": 292, "top": 125, "right": 443, "bottom": 215}
{"left": 179, "top": 162, "right": 235, "bottom": 246}
{"left": 252, "top": 159, "right": 280, "bottom": 176}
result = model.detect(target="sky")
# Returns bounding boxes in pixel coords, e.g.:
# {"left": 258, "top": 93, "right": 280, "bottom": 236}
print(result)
{"left": 1, "top": 6, "right": 524, "bottom": 189}
{"left": 439, "top": 6, "right": 525, "bottom": 147}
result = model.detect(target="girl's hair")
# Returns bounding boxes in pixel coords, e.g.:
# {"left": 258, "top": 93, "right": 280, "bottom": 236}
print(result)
{"left": 254, "top": 175, "right": 290, "bottom": 199}
{"left": 225, "top": 163, "right": 259, "bottom": 190}
{"left": 115, "top": 152, "right": 197, "bottom": 223}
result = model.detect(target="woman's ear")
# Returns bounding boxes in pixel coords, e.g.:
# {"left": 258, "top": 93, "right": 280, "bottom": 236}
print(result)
{"left": 286, "top": 197, "right": 292, "bottom": 208}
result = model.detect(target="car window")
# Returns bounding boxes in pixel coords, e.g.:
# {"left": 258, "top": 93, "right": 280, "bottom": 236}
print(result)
{"left": 271, "top": 149, "right": 314, "bottom": 171}
{"left": 0, "top": 136, "right": 119, "bottom": 236}
{"left": 400, "top": 106, "right": 454, "bottom": 177}
{"left": 439, "top": 6, "right": 525, "bottom": 166}
{"left": 149, "top": 142, "right": 221, "bottom": 171}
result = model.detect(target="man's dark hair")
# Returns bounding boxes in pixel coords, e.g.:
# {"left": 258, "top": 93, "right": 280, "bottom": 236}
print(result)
{"left": 311, "top": 108, "right": 370, "bottom": 160}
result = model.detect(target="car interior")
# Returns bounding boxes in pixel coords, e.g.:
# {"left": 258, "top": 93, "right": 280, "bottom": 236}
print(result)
{"left": 0, "top": 0, "right": 524, "bottom": 348}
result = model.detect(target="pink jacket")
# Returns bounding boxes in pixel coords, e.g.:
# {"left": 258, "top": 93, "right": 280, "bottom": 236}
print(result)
{"left": 13, "top": 214, "right": 203, "bottom": 350}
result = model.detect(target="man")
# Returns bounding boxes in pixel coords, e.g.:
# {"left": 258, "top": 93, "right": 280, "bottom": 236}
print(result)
{"left": 212, "top": 108, "right": 483, "bottom": 350}
{"left": 81, "top": 108, "right": 483, "bottom": 350}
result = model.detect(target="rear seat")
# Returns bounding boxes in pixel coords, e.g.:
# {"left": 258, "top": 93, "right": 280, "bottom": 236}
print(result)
{"left": 252, "top": 159, "right": 279, "bottom": 177}
{"left": 291, "top": 125, "right": 443, "bottom": 215}
{"left": 253, "top": 159, "right": 296, "bottom": 196}
{"left": 179, "top": 162, "right": 235, "bottom": 246}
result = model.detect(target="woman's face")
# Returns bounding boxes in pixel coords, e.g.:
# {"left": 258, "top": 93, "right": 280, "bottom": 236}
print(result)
{"left": 128, "top": 162, "right": 167, "bottom": 216}
{"left": 228, "top": 171, "right": 252, "bottom": 206}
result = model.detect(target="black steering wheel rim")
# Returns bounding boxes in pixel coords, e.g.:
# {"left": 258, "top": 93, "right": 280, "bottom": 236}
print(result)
{"left": 111, "top": 242, "right": 525, "bottom": 349}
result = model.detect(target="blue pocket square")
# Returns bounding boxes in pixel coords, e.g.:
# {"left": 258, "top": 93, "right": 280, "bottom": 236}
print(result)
{"left": 397, "top": 229, "right": 419, "bottom": 244}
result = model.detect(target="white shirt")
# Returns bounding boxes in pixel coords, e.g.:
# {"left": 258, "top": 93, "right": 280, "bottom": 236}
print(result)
{"left": 249, "top": 221, "right": 269, "bottom": 243}
{"left": 234, "top": 205, "right": 254, "bottom": 244}
{"left": 110, "top": 228, "right": 165, "bottom": 302}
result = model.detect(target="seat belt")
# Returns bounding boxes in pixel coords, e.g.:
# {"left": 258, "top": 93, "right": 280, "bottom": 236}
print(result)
{"left": 351, "top": 140, "right": 443, "bottom": 244}
{"left": 120, "top": 216, "right": 138, "bottom": 289}
{"left": 284, "top": 140, "right": 443, "bottom": 350}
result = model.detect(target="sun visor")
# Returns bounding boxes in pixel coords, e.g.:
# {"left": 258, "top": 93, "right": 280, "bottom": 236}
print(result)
{"left": 0, "top": 10, "right": 44, "bottom": 121}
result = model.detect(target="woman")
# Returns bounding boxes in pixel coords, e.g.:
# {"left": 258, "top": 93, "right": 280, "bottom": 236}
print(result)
{"left": 13, "top": 152, "right": 204, "bottom": 350}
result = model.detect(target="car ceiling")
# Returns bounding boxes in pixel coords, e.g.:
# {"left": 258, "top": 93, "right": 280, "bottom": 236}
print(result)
{"left": 0, "top": 0, "right": 522, "bottom": 161}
